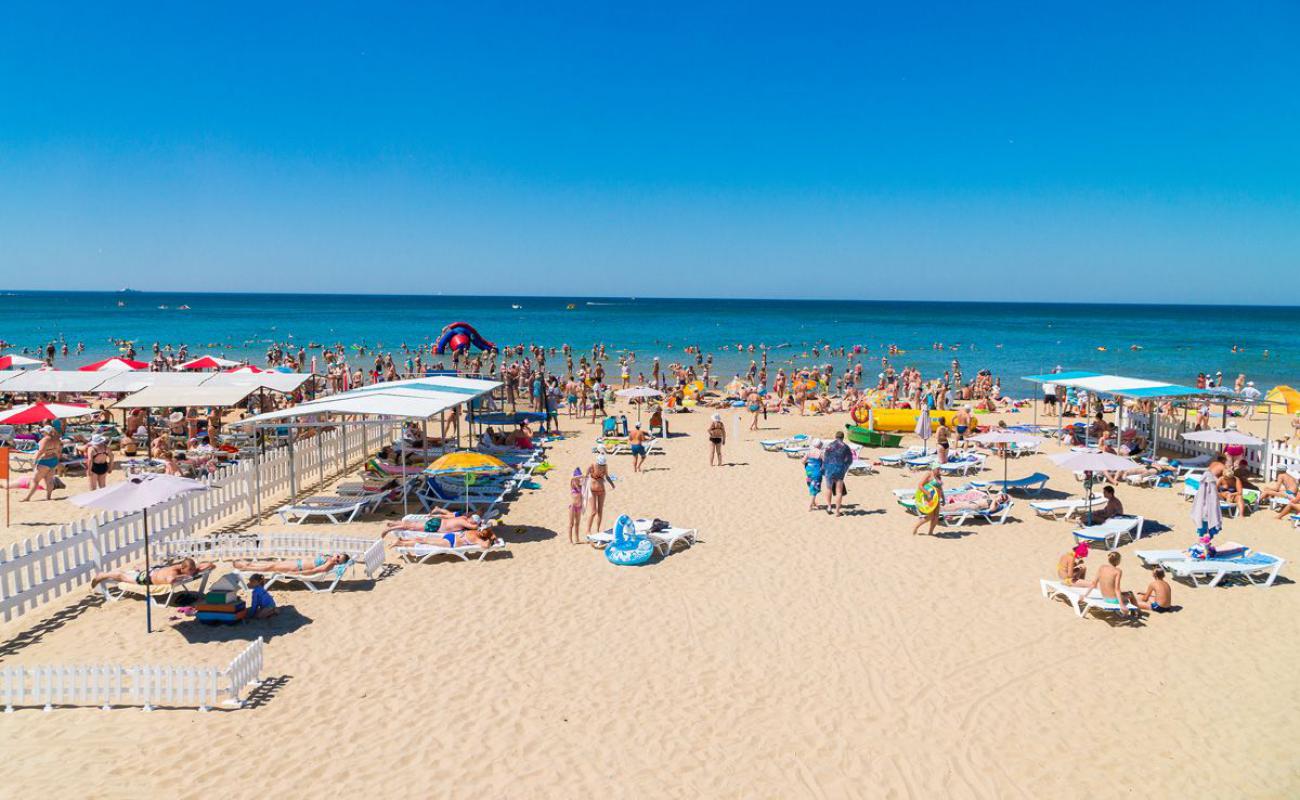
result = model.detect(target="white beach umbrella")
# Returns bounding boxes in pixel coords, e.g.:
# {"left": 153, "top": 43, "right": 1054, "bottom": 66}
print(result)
{"left": 1048, "top": 450, "right": 1140, "bottom": 525}
{"left": 969, "top": 431, "right": 1043, "bottom": 482}
{"left": 914, "top": 408, "right": 932, "bottom": 455}
{"left": 70, "top": 474, "right": 207, "bottom": 633}
{"left": 615, "top": 386, "right": 663, "bottom": 422}
{"left": 1181, "top": 428, "right": 1265, "bottom": 447}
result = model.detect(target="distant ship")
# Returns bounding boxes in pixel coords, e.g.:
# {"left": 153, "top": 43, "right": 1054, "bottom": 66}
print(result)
{"left": 118, "top": 287, "right": 138, "bottom": 293}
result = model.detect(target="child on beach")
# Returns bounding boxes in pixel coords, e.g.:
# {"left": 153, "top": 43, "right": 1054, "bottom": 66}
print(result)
{"left": 568, "top": 468, "right": 585, "bottom": 544}
{"left": 1134, "top": 568, "right": 1172, "bottom": 613}
{"left": 246, "top": 574, "right": 279, "bottom": 619}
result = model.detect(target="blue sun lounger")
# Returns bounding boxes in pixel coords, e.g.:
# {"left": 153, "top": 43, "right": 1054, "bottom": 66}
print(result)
{"left": 971, "top": 472, "right": 1050, "bottom": 496}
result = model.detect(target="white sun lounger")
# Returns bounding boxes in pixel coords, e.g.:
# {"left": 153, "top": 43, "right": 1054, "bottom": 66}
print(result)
{"left": 878, "top": 447, "right": 925, "bottom": 467}
{"left": 1039, "top": 579, "right": 1138, "bottom": 619}
{"left": 936, "top": 455, "right": 986, "bottom": 476}
{"left": 232, "top": 539, "right": 386, "bottom": 593}
{"left": 94, "top": 560, "right": 214, "bottom": 607}
{"left": 939, "top": 500, "right": 1013, "bottom": 526}
{"left": 847, "top": 459, "right": 875, "bottom": 476}
{"left": 587, "top": 518, "right": 698, "bottom": 556}
{"left": 1135, "top": 542, "right": 1250, "bottom": 567}
{"left": 276, "top": 495, "right": 378, "bottom": 525}
{"left": 1158, "top": 553, "right": 1285, "bottom": 588}
{"left": 1029, "top": 496, "right": 1105, "bottom": 520}
{"left": 1070, "top": 515, "right": 1146, "bottom": 550}
{"left": 395, "top": 539, "right": 508, "bottom": 563}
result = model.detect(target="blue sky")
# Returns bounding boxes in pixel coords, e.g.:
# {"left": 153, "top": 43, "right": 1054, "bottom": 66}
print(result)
{"left": 2, "top": 2, "right": 1297, "bottom": 302}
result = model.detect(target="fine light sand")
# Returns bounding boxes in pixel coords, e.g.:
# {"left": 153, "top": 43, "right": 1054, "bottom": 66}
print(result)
{"left": 1, "top": 404, "right": 1298, "bottom": 798}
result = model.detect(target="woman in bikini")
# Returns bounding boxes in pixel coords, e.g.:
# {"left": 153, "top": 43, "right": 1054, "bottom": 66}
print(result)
{"left": 232, "top": 553, "right": 351, "bottom": 575}
{"left": 84, "top": 434, "right": 113, "bottom": 490}
{"left": 707, "top": 413, "right": 727, "bottom": 466}
{"left": 586, "top": 455, "right": 614, "bottom": 534}
{"left": 21, "top": 425, "right": 62, "bottom": 502}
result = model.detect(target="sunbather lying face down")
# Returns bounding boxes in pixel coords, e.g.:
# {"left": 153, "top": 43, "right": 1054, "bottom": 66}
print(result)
{"left": 942, "top": 491, "right": 1007, "bottom": 512}
{"left": 90, "top": 557, "right": 214, "bottom": 589}
{"left": 232, "top": 553, "right": 351, "bottom": 575}
{"left": 390, "top": 526, "right": 499, "bottom": 549}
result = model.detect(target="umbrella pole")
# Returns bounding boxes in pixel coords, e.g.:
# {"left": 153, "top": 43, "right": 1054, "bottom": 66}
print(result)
{"left": 402, "top": 445, "right": 408, "bottom": 517}
{"left": 1264, "top": 405, "right": 1273, "bottom": 479}
{"left": 143, "top": 507, "right": 153, "bottom": 634}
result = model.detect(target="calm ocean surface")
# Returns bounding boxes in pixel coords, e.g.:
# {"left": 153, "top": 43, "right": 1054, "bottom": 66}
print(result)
{"left": 2, "top": 291, "right": 1297, "bottom": 396}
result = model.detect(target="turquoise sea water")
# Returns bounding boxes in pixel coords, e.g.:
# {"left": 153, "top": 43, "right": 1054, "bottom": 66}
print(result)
{"left": 2, "top": 291, "right": 1297, "bottom": 397}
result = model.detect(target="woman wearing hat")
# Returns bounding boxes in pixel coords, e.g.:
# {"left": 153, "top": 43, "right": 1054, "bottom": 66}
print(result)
{"left": 83, "top": 434, "right": 114, "bottom": 490}
{"left": 585, "top": 455, "right": 615, "bottom": 535}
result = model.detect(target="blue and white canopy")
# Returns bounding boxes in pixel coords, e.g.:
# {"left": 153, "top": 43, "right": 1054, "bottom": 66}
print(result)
{"left": 1022, "top": 371, "right": 1210, "bottom": 399}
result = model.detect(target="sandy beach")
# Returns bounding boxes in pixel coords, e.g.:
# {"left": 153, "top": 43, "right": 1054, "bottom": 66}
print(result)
{"left": 1, "top": 402, "right": 1297, "bottom": 798}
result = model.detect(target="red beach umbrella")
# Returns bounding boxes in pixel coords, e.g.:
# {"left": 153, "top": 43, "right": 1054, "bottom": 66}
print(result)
{"left": 79, "top": 357, "right": 149, "bottom": 372}
{"left": 178, "top": 355, "right": 240, "bottom": 370}
{"left": 0, "top": 354, "right": 43, "bottom": 369}
{"left": 0, "top": 402, "right": 94, "bottom": 425}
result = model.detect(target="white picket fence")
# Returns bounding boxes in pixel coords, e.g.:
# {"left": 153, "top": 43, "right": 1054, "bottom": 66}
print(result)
{"left": 1, "top": 636, "right": 264, "bottom": 712}
{"left": 158, "top": 533, "right": 386, "bottom": 580}
{"left": 1128, "top": 411, "right": 1299, "bottom": 480}
{"left": 0, "top": 422, "right": 396, "bottom": 624}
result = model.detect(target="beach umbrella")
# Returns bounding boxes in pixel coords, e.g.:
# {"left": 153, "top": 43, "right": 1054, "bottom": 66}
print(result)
{"left": 914, "top": 408, "right": 932, "bottom": 455}
{"left": 1265, "top": 385, "right": 1300, "bottom": 415}
{"left": 970, "top": 431, "right": 1043, "bottom": 483}
{"left": 1048, "top": 450, "right": 1140, "bottom": 524}
{"left": 0, "top": 402, "right": 94, "bottom": 425}
{"left": 177, "top": 355, "right": 240, "bottom": 371}
{"left": 69, "top": 474, "right": 207, "bottom": 633}
{"left": 0, "top": 354, "right": 43, "bottom": 369}
{"left": 1181, "top": 428, "right": 1265, "bottom": 448}
{"left": 79, "top": 357, "right": 148, "bottom": 372}
{"left": 423, "top": 451, "right": 512, "bottom": 510}
{"left": 225, "top": 365, "right": 266, "bottom": 374}
{"left": 615, "top": 386, "right": 663, "bottom": 423}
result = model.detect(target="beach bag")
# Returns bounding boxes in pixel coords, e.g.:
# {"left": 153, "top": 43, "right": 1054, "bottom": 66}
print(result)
{"left": 649, "top": 518, "right": 670, "bottom": 533}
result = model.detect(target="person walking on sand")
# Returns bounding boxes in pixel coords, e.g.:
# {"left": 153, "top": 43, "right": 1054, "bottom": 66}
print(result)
{"left": 911, "top": 469, "right": 942, "bottom": 536}
{"left": 822, "top": 431, "right": 853, "bottom": 516}
{"left": 628, "top": 423, "right": 649, "bottom": 473}
{"left": 21, "top": 425, "right": 62, "bottom": 502}
{"left": 586, "top": 455, "right": 615, "bottom": 534}
{"left": 707, "top": 413, "right": 727, "bottom": 466}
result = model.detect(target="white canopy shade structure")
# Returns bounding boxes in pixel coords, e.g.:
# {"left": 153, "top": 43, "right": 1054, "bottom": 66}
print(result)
{"left": 94, "top": 371, "right": 212, "bottom": 393}
{"left": 0, "top": 369, "right": 122, "bottom": 394}
{"left": 114, "top": 385, "right": 259, "bottom": 409}
{"left": 207, "top": 372, "right": 314, "bottom": 393}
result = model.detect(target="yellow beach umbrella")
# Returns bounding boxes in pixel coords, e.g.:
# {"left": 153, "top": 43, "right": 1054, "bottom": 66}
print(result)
{"left": 1266, "top": 385, "right": 1300, "bottom": 415}
{"left": 423, "top": 451, "right": 513, "bottom": 510}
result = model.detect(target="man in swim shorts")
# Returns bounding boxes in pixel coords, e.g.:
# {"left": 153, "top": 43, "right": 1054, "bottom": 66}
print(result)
{"left": 384, "top": 511, "right": 484, "bottom": 539}
{"left": 628, "top": 423, "right": 649, "bottom": 473}
{"left": 952, "top": 406, "right": 972, "bottom": 450}
{"left": 1134, "top": 567, "right": 1172, "bottom": 612}
{"left": 90, "top": 557, "right": 213, "bottom": 589}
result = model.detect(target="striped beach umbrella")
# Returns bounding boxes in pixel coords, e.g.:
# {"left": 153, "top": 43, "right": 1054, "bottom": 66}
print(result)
{"left": 0, "top": 402, "right": 94, "bottom": 425}
{"left": 79, "top": 357, "right": 148, "bottom": 372}
{"left": 0, "top": 354, "right": 43, "bottom": 369}
{"left": 178, "top": 355, "right": 240, "bottom": 370}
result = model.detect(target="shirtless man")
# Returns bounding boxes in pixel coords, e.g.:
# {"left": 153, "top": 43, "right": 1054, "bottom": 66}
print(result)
{"left": 1056, "top": 543, "right": 1090, "bottom": 586}
{"left": 952, "top": 406, "right": 972, "bottom": 450}
{"left": 628, "top": 423, "right": 649, "bottom": 473}
{"left": 90, "top": 557, "right": 213, "bottom": 589}
{"left": 1134, "top": 567, "right": 1173, "bottom": 613}
{"left": 1090, "top": 486, "right": 1124, "bottom": 524}
{"left": 1077, "top": 551, "right": 1137, "bottom": 616}
{"left": 384, "top": 511, "right": 484, "bottom": 539}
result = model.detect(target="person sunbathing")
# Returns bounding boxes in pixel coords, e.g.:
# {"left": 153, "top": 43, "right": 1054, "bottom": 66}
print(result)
{"left": 1090, "top": 486, "right": 1124, "bottom": 523}
{"left": 392, "top": 525, "right": 499, "bottom": 550}
{"left": 384, "top": 512, "right": 484, "bottom": 538}
{"left": 232, "top": 553, "right": 351, "bottom": 575}
{"left": 1258, "top": 470, "right": 1298, "bottom": 504}
{"left": 90, "top": 557, "right": 214, "bottom": 589}
{"left": 941, "top": 490, "right": 1007, "bottom": 512}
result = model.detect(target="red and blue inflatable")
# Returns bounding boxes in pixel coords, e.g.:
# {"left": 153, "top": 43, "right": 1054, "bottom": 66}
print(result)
{"left": 434, "top": 321, "right": 495, "bottom": 354}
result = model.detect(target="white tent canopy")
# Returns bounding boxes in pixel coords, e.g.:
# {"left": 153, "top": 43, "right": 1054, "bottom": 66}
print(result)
{"left": 0, "top": 368, "right": 314, "bottom": 395}
{"left": 113, "top": 385, "right": 259, "bottom": 409}
{"left": 230, "top": 377, "right": 503, "bottom": 426}
{"left": 0, "top": 370, "right": 120, "bottom": 393}
{"left": 94, "top": 371, "right": 213, "bottom": 393}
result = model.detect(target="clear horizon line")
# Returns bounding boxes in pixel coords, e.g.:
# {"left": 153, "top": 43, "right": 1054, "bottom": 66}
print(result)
{"left": 3, "top": 287, "right": 1299, "bottom": 310}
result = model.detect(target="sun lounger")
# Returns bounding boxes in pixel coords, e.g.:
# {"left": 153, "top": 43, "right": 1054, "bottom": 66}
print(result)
{"left": 276, "top": 493, "right": 382, "bottom": 524}
{"left": 1181, "top": 476, "right": 1259, "bottom": 517}
{"left": 1029, "top": 496, "right": 1105, "bottom": 520}
{"left": 587, "top": 518, "right": 698, "bottom": 556}
{"left": 1070, "top": 515, "right": 1145, "bottom": 550}
{"left": 98, "top": 565, "right": 214, "bottom": 607}
{"left": 233, "top": 538, "right": 386, "bottom": 592}
{"left": 395, "top": 539, "right": 508, "bottom": 563}
{"left": 939, "top": 499, "right": 1013, "bottom": 526}
{"left": 847, "top": 459, "right": 875, "bottom": 476}
{"left": 936, "top": 455, "right": 986, "bottom": 476}
{"left": 1008, "top": 440, "right": 1040, "bottom": 458}
{"left": 1158, "top": 552, "right": 1285, "bottom": 588}
{"left": 1039, "top": 579, "right": 1138, "bottom": 619}
{"left": 1135, "top": 541, "right": 1250, "bottom": 567}
{"left": 970, "top": 472, "right": 1050, "bottom": 496}
{"left": 880, "top": 447, "right": 925, "bottom": 468}
{"left": 760, "top": 438, "right": 790, "bottom": 452}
